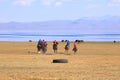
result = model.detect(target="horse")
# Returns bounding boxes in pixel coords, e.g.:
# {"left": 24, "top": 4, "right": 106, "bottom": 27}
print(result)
{"left": 72, "top": 46, "right": 77, "bottom": 54}
{"left": 53, "top": 42, "right": 58, "bottom": 53}
{"left": 37, "top": 44, "right": 42, "bottom": 53}
{"left": 72, "top": 41, "right": 78, "bottom": 54}
{"left": 42, "top": 41, "right": 47, "bottom": 54}
{"left": 64, "top": 40, "right": 70, "bottom": 54}
{"left": 64, "top": 45, "right": 70, "bottom": 54}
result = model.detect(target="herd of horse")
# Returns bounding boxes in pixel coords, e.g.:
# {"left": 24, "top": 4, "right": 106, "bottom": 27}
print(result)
{"left": 37, "top": 40, "right": 78, "bottom": 54}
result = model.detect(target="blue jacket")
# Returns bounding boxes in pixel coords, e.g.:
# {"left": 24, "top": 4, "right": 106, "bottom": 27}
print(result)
{"left": 38, "top": 40, "right": 41, "bottom": 45}
{"left": 66, "top": 41, "right": 70, "bottom": 46}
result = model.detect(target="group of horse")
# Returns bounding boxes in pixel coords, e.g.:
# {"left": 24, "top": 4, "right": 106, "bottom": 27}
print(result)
{"left": 37, "top": 40, "right": 47, "bottom": 53}
{"left": 37, "top": 40, "right": 78, "bottom": 54}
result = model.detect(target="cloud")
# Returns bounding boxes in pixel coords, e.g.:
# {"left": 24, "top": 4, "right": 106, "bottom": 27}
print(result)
{"left": 12, "top": 0, "right": 90, "bottom": 7}
{"left": 13, "top": 0, "right": 36, "bottom": 6}
{"left": 108, "top": 0, "right": 120, "bottom": 7}
{"left": 55, "top": 1, "right": 62, "bottom": 7}
{"left": 12, "top": 0, "right": 68, "bottom": 7}
{"left": 42, "top": 0, "right": 71, "bottom": 6}
{"left": 42, "top": 0, "right": 52, "bottom": 6}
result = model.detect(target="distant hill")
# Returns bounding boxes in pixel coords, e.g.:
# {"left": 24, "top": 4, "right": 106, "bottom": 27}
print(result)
{"left": 0, "top": 16, "right": 120, "bottom": 33}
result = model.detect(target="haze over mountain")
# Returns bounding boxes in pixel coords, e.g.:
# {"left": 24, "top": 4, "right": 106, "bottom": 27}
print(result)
{"left": 0, "top": 16, "right": 120, "bottom": 34}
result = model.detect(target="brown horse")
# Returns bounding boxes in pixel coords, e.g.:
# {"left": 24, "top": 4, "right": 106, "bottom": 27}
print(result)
{"left": 42, "top": 41, "right": 47, "bottom": 54}
{"left": 72, "top": 41, "right": 78, "bottom": 54}
{"left": 64, "top": 40, "right": 70, "bottom": 54}
{"left": 53, "top": 41, "right": 58, "bottom": 53}
{"left": 64, "top": 45, "right": 70, "bottom": 54}
{"left": 72, "top": 46, "right": 77, "bottom": 54}
{"left": 37, "top": 42, "right": 42, "bottom": 53}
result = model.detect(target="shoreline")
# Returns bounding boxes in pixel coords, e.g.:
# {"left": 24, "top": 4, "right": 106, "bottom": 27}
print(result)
{"left": 0, "top": 40, "right": 119, "bottom": 42}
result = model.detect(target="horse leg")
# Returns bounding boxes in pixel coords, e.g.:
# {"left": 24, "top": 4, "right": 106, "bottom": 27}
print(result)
{"left": 42, "top": 46, "right": 45, "bottom": 54}
{"left": 37, "top": 47, "right": 40, "bottom": 53}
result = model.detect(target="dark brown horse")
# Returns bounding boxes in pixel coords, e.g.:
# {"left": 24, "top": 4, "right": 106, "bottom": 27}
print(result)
{"left": 53, "top": 42, "right": 58, "bottom": 53}
{"left": 72, "top": 41, "right": 78, "bottom": 54}
{"left": 64, "top": 45, "right": 70, "bottom": 54}
{"left": 72, "top": 46, "right": 77, "bottom": 54}
{"left": 42, "top": 41, "right": 47, "bottom": 54}
{"left": 37, "top": 44, "right": 42, "bottom": 53}
{"left": 64, "top": 40, "right": 70, "bottom": 54}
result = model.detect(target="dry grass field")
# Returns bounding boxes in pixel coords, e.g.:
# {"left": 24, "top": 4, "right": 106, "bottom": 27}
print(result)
{"left": 0, "top": 41, "right": 120, "bottom": 80}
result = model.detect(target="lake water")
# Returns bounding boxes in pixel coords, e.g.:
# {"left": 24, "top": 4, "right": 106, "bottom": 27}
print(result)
{"left": 0, "top": 32, "right": 120, "bottom": 42}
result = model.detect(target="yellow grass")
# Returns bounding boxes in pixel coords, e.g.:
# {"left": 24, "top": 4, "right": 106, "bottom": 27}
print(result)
{"left": 0, "top": 41, "right": 120, "bottom": 80}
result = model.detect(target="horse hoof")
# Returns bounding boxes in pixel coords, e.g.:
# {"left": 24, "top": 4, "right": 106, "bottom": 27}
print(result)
{"left": 52, "top": 59, "right": 68, "bottom": 63}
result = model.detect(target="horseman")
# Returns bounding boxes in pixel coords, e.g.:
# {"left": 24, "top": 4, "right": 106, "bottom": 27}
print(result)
{"left": 41, "top": 40, "right": 47, "bottom": 54}
{"left": 72, "top": 40, "right": 78, "bottom": 54}
{"left": 65, "top": 40, "right": 70, "bottom": 54}
{"left": 53, "top": 40, "right": 58, "bottom": 53}
{"left": 37, "top": 39, "right": 42, "bottom": 53}
{"left": 43, "top": 41, "right": 47, "bottom": 53}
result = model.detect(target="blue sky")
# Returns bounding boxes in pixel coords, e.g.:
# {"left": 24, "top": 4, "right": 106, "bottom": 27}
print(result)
{"left": 0, "top": 0, "right": 120, "bottom": 22}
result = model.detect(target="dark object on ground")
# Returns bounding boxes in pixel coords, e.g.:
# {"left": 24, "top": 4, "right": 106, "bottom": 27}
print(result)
{"left": 75, "top": 40, "right": 84, "bottom": 43}
{"left": 61, "top": 40, "right": 64, "bottom": 42}
{"left": 53, "top": 59, "right": 68, "bottom": 63}
{"left": 65, "top": 40, "right": 68, "bottom": 42}
{"left": 29, "top": 40, "right": 32, "bottom": 42}
{"left": 113, "top": 40, "right": 116, "bottom": 43}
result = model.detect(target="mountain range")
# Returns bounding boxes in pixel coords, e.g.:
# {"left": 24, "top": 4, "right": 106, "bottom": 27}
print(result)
{"left": 0, "top": 16, "right": 120, "bottom": 34}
